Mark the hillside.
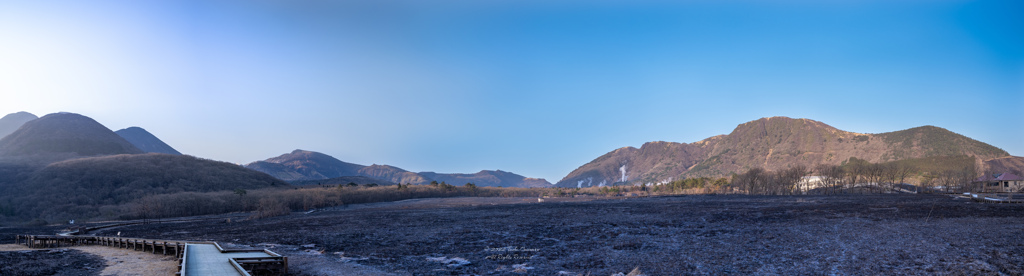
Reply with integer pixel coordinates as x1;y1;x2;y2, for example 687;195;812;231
115;127;182;155
984;156;1024;175
420;170;552;187
245;150;364;181
0;112;37;139
556;117;1012;187
0;113;142;158
246;150;548;187
358;164;433;185
290;176;398;186
1;153;288;221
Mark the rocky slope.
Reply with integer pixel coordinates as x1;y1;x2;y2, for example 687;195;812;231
557;117;1013;187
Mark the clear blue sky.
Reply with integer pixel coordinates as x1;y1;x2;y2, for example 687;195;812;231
1;0;1021;182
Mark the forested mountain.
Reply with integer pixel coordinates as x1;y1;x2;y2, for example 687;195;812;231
244;150;368;181
290;176;398;186
1;153;287;220
0;111;37;139
556;117;1014;187
0;112;288;222
0;112;142;158
420;170;552;187
246;150;551;187
115;127;182;155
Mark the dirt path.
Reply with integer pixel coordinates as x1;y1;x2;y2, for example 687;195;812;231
66;246;178;276
0;243;35;251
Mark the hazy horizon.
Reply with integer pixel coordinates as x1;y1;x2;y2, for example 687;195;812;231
2;0;1021;182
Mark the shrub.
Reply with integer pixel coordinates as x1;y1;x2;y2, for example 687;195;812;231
251;198;290;219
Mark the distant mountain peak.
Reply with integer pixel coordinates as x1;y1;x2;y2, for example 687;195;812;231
246;149;365;181
0;111;38;139
115;127;181;155
0;112;142;157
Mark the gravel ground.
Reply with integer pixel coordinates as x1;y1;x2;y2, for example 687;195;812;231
73;246;178;276
76;194;1024;275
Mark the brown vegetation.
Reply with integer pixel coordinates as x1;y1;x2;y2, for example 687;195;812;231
557;117;1012;187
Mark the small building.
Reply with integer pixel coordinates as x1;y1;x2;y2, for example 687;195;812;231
797;176;826;190
974;172;1024;193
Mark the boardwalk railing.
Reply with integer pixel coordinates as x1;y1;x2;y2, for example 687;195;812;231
14;235;286;276
14;235;187;258
964;192;1024;203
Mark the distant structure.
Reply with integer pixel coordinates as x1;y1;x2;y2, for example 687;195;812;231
974;172;1024;193
797;176;826;191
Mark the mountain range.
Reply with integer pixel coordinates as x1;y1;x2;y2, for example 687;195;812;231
0;112;286;221
244;149;553;187
1;110;1020;220
0;112;143;158
556;116;1017;187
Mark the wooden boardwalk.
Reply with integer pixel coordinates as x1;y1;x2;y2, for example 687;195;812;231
964;192;1024;203
182;242;287;276
14;235;286;276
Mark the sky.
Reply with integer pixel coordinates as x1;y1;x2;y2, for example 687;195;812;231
1;0;1021;182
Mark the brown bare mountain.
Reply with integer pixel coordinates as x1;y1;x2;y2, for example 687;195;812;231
246;150;550;187
556;117;1013;187
419;170;552;188
0;112;143;158
0;111;38;139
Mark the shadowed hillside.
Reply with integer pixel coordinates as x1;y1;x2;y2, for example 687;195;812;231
115;127;181;155
557;117;1012;187
1;153;287;221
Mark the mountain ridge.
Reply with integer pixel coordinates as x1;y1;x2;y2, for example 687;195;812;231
245;150;552;187
556;117;1012;187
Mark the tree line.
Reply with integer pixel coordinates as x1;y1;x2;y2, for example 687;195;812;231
729;157;980;195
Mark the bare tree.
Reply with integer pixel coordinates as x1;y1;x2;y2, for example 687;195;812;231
893;163;916;192
815;164;845;195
